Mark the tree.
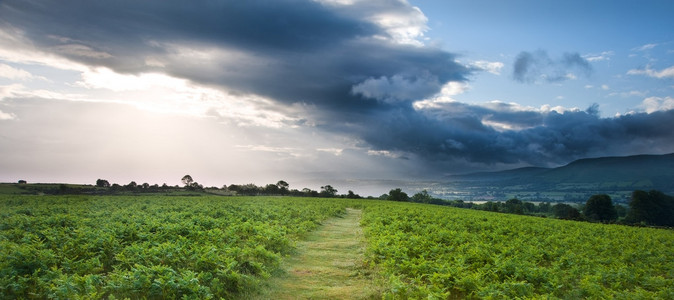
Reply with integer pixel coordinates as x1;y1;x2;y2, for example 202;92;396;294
181;175;194;187
504;198;524;214
538;202;552;214
552;203;581;220
264;184;280;195
190;182;203;190
627;190;674;226
301;188;318;197
411;190;433;203
346;190;361;199
482;201;500;212
615;204;627;218
230;183;259;195
276;180;289;195
584;194;617;223
95;179;110;188
126;181;137;191
320;185;337;197
387;188;409;202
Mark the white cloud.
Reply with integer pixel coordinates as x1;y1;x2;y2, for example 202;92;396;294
482;101;580;115
235;144;304;158
601;84;610;90
471;60;504;75
627;65;674;79
412;81;469;109
0;84;23;100
0;83;84;101
0;109;16;120
367;149;402;158
539;104;580;114
316;0;429;46
0;63;36;80
76;67;175;92
634;43;658;51
369;6;428;46
642;96;674;113
0;44;300;129
608;90;648;98
584;51;614;62
440;81;469;97
316;148;344;156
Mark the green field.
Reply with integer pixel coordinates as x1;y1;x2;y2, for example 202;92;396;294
362;202;673;299
1;195;673;299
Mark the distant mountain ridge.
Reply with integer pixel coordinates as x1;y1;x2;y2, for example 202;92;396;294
537;153;674;184
448;153;674;197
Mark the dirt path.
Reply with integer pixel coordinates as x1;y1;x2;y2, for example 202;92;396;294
254;208;379;299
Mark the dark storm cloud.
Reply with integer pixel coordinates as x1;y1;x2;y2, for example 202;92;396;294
2;0;372;54
0;0;468;110
2;0;672;170
326;102;674;168
513;50;592;83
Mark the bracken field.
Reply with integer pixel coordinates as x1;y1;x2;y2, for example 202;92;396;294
361;202;674;299
1;195;673;299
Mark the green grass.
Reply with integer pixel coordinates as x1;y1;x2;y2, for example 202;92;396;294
254;208;382;299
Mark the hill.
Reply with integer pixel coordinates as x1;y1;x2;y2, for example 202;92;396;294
442;153;674;202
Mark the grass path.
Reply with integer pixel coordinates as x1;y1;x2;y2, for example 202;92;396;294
254;208;380;299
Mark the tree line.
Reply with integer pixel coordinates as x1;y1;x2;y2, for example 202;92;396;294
381;187;673;227
93;175;366;199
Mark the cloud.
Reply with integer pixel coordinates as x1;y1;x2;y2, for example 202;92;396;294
235;145;304;158
0;63;37;80
584;51;613;62
627;65;674;79
317;0;429;46
367;149;406;159
330;98;674;168
471;60;504;75
316;148;344;156
1;0;673;176
608;90;648;98
51;44;112;59
634;43;658;51
642;96;674;113
513;50;592;83
351;73;442;103
0;109;15;120
1;0;471;111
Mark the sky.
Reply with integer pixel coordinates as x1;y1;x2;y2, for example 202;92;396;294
1;0;673;195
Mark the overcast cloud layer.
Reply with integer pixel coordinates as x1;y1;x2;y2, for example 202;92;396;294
1;0;674;187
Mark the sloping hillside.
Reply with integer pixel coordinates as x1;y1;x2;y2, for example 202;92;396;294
537;153;674;184
446;153;674;201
